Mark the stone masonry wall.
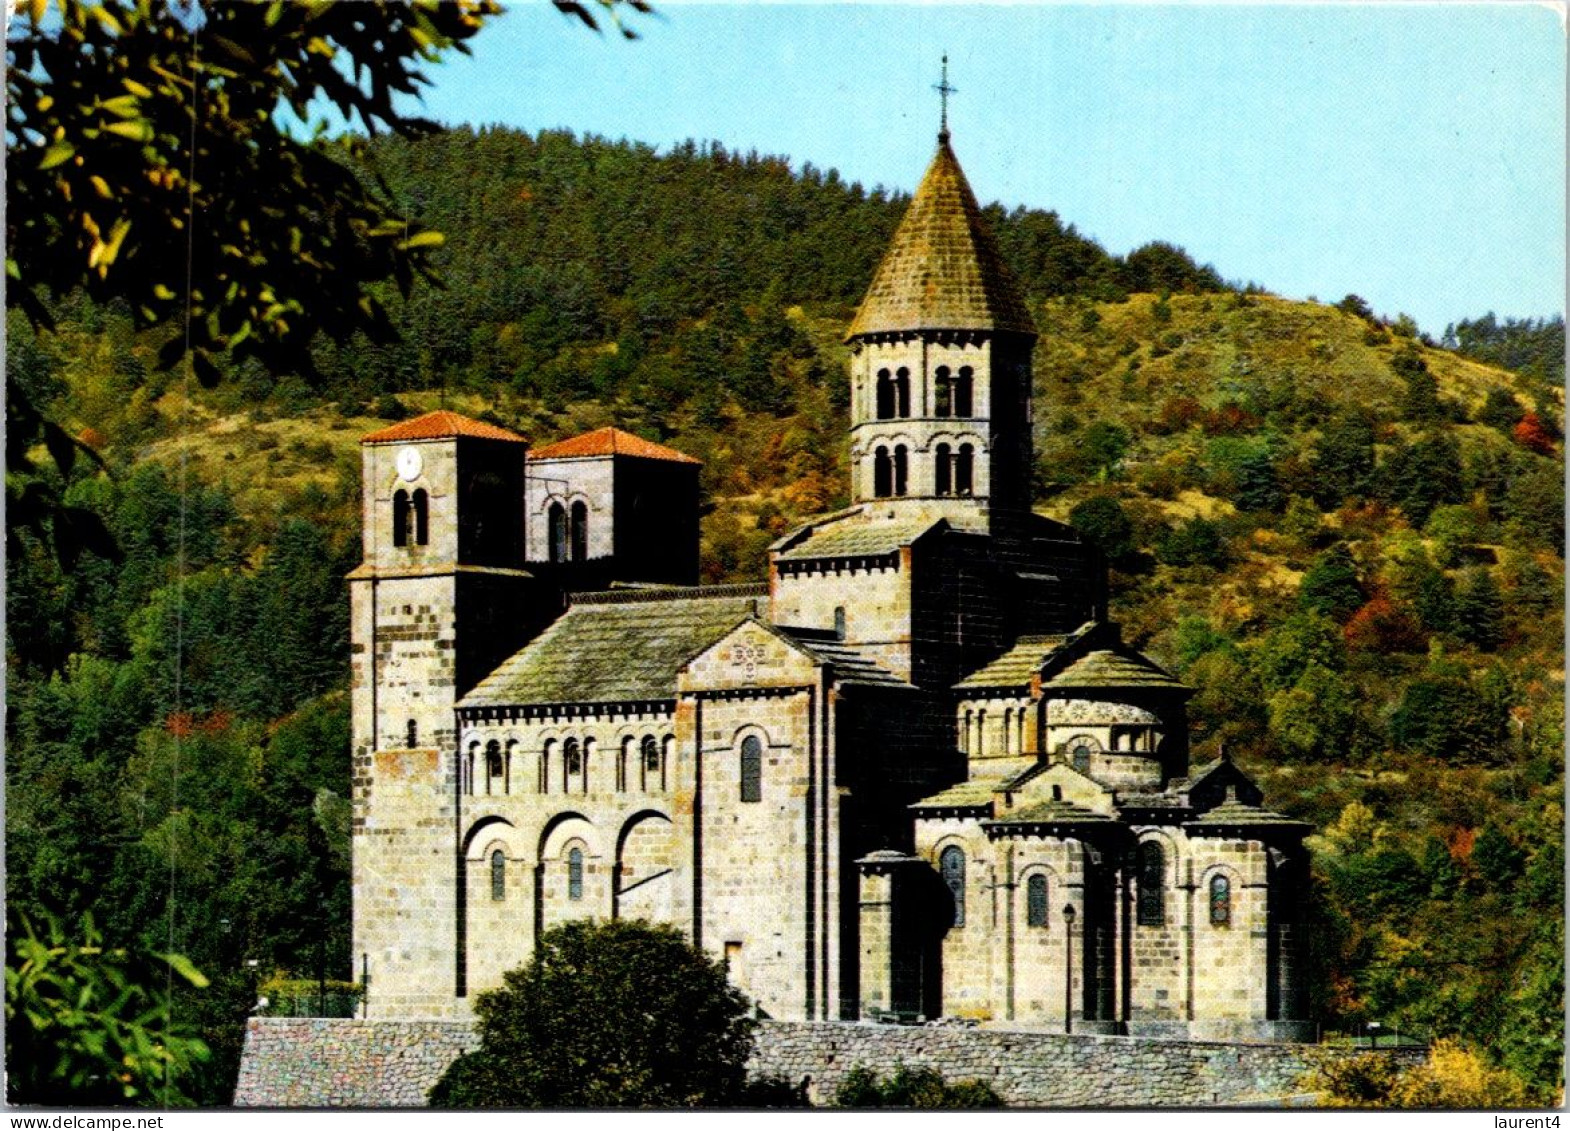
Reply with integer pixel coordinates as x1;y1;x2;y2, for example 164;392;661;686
235;1017;1423;1108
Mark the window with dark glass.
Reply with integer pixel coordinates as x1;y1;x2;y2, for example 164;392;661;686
491;850;506;901
1210;874;1231;926
935;443;952;495
567;847;583;901
894;367;911;418
740;735;763;802
1070;742;1093;775
1026;873;1048;928
893;445;908;496
1137;842;1165;926
570;501;588;563
548;503;568;563
940;846;966;927
393;490;410;547
834;606;847;640
564;737;582;780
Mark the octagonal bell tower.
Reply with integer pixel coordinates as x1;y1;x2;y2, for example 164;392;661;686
845;128;1037;527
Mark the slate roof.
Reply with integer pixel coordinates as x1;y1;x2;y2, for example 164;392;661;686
1042;649;1188;692
773;516;945;562
910;776;1011;811
846;138;1036;340
984;797;1119;828
361;410;526;445
528;426;700;465
955;634;1074;690
459;589;761;709
782;633;910;689
1184;799;1310;831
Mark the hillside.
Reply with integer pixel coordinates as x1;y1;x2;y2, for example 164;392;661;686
6;125;1563;1105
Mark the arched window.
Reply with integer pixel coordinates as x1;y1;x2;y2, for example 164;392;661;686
955;443;975;496
548;503;568;563
491;850;506;901
505;740;517;794
564;738;582;792
485;740;503;793
570;501;588;563
935;366;953;417
582;737;594;792
740;735;763;803
1210;874;1231;926
412;489;429;546
1137;842;1166;927
875;368;895;420
540;740;555;793
1026;873;1049;928
961;708;973;753
940;846;966;927
834;606;847;640
873;446;892;498
406;719;418;749
935;443;952;496
641;735;661;791
893;445;908;496
894;367;911;417
393;490;410;547
954;366;974;416
619;737;633;792
976;708;986;757
1070;739;1093;775
464;742;477;795
567;847;584;901
1002;708;1014;754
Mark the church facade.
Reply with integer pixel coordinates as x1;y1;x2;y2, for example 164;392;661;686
349;131;1312;1041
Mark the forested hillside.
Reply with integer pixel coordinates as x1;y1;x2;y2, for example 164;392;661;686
6;127;1563;1103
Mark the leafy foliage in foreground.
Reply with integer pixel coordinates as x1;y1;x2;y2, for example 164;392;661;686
834;1064;1003;1109
1305;1039;1537;1108
428;920;755;1108
6;910;211;1107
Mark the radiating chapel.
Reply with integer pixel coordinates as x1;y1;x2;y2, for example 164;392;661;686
349;126;1312;1040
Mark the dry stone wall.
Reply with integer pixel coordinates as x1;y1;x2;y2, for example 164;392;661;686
235;1017;1422;1108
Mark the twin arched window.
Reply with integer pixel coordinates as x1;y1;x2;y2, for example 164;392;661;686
940;846;966;928
740;735;763;803
934;443;975;497
392;489;429;547
1137;842;1166;927
875;368;911;420
1026;873;1049;928
872;445;909;498
548;501;589;564
934;366;974;418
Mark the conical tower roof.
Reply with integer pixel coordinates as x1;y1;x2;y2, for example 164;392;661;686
846;137;1036;341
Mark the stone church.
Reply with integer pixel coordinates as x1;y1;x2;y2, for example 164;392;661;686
349;127;1313;1042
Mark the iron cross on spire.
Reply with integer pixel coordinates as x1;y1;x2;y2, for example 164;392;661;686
934;54;957;142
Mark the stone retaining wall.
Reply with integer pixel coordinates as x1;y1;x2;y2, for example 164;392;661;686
234;1017;1424;1108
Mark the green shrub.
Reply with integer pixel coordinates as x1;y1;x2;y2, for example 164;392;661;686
833;1064;1002;1109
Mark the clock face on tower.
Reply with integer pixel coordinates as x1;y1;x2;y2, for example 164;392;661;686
396;446;423;482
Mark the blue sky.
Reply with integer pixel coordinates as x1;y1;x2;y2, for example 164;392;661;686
399;2;1565;335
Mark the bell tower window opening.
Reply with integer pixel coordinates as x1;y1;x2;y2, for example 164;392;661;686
935;443;952;496
548;503;568;563
570;501;588;563
641;735;662;791
412;489;429;546
873;446;892;498
393;490;410;547
1026;873;1048;928
1210;873;1231;926
740;735;763;803
564;738;582;792
875;369;895;420
935;366;953;417
1137;841;1166;927
893;445;909;496
895;367;911;417
567;847;584;902
954;366;974;416
485;740;503;794
955;444;975;496
940;846;966;927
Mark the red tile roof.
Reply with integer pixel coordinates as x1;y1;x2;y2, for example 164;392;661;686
360;410;527;445
527;426;701;465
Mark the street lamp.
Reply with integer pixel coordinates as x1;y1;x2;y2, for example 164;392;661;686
1063;903;1077;1035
